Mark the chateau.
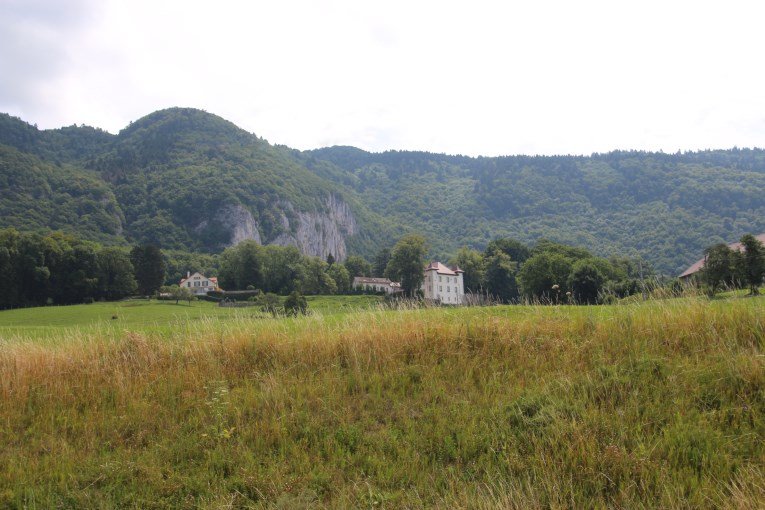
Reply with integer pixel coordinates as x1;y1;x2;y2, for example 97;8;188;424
422;262;464;304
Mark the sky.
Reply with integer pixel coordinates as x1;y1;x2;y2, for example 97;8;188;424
1;0;764;156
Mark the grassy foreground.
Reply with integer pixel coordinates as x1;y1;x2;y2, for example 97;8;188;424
0;298;763;508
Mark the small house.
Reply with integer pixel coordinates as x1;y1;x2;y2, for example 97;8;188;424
179;272;219;295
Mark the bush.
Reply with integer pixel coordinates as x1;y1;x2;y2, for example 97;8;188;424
284;291;308;316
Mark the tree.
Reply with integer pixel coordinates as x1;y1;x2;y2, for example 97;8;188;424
343;255;372;278
518;252;573;303
483;252;518;303
484;238;531;264
260;245;304;294
738;234;765;295
452;247;485;293
170;285;196;305
568;259;606;304
328;264;351;294
326;253;335;267
284;291;308;316
385;234;428;297
373;247;392;278
253;292;282;316
299;257;337;295
130;244;166;296
219;240;263;290
702;243;734;296
95;247;137;300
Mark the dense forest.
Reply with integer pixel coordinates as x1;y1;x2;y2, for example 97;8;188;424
1;108;764;275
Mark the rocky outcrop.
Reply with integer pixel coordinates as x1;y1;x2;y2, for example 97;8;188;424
215;204;262;245
210;195;357;260
272;195;357;261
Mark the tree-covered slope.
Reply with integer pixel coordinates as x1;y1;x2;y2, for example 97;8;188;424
0;144;124;241
302;147;765;274
0;109;394;258
1;108;764;274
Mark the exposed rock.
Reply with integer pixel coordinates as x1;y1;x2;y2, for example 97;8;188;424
271;194;357;261
216;204;262;245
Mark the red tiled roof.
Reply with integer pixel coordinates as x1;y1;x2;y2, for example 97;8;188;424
679;233;765;278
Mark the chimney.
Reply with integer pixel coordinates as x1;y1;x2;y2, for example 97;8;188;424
187;271;190;278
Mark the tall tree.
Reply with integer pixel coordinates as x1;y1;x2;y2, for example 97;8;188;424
328;264;351;294
452;247;485;293
483;252;518;303
130;244;166;296
484;238;531;264
385;234;428;296
96;247;137;300
343;255;372;278
373;247;392;278
299;257;337;295
219;240;263;290
326;253;335;267
518;252;573;303
738;234;765;295
702;243;734;296
568;259;606;304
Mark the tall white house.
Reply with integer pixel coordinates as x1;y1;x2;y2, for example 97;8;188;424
422;262;464;304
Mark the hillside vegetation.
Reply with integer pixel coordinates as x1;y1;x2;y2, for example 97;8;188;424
2;108;765;273
302;147;765;274
1;297;763;508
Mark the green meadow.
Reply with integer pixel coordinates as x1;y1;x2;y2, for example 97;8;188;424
0;295;763;508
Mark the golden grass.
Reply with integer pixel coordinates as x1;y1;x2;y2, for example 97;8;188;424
0;297;763;508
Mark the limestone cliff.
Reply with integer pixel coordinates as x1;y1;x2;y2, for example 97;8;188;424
215;195;357;260
271;194;357;261
215;204;262;245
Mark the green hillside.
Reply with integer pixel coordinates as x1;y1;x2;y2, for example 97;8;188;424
1;108;764;274
302;147;765;274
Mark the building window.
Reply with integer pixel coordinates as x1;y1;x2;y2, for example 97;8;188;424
439;276;442;282
187;282;191;288
447;286;450;292
439;286;442;292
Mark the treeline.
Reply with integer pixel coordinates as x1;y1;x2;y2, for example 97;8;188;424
452;238;650;304
0;229;166;309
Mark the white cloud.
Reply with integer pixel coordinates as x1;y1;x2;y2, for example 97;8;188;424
1;0;764;155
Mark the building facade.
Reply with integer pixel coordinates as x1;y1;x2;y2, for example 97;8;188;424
352;277;403;294
179;272;219;295
422;262;464;304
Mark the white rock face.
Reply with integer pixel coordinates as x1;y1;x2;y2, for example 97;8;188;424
271;194;357;261
213;195;356;261
216;204;262;245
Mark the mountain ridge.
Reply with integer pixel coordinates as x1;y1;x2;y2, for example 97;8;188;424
1;107;764;274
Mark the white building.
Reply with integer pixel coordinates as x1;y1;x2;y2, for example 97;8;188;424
422;262;464;305
352;277;403;294
179;272;220;295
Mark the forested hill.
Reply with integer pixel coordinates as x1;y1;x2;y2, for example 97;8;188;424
1;108;764;275
300;146;765;275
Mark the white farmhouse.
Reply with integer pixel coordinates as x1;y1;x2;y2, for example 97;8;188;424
179;271;220;295
352;277;403;294
422;262;464;304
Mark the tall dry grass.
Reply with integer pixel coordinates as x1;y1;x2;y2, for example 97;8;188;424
0;297;763;508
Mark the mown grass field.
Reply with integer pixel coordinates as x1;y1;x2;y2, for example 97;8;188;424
0;296;763;508
0;295;385;341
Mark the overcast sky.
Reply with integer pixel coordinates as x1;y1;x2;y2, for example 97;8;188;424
1;0;764;156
